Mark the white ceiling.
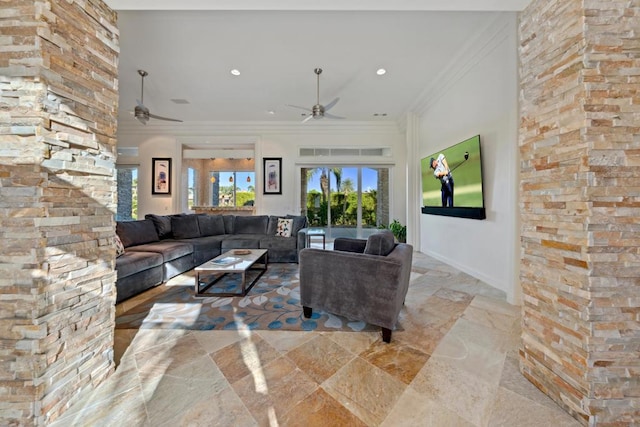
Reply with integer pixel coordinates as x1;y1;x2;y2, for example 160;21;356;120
108;1;528;125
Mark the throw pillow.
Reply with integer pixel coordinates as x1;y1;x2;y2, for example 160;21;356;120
364;230;396;256
276;218;293;237
116;219;159;248
114;234;125;257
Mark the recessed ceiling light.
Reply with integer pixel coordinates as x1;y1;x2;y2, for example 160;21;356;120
230;69;241;76
376;68;387;76
267;110;276;115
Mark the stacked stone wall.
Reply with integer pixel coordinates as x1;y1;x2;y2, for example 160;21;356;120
0;1;119;425
519;0;640;425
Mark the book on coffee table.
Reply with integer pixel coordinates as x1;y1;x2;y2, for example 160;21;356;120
211;256;241;266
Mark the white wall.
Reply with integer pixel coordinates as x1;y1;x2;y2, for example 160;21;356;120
417;15;521;303
136;135;181;216
117;123;407;223
257;131;406;221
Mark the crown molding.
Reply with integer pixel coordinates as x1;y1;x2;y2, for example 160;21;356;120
406;12;515;116
105;0;531;12
116;120;403;137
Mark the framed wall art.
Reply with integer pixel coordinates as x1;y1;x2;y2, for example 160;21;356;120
263;157;282;195
152;157;171;195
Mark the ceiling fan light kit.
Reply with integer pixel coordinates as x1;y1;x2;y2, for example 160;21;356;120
287;67;345;122
134;69;183;125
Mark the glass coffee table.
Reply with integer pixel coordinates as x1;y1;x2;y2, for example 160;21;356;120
194;249;268;297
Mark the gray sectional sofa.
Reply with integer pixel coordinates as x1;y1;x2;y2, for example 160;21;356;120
115;213;308;303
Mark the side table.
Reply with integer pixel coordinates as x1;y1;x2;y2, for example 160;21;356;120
306;228;326;249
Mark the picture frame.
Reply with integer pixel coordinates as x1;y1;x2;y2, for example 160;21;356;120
263;157;282;195
152;157;171;195
421;135;485;220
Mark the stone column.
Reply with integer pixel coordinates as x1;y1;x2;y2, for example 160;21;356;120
519;0;640;425
0;1;119;425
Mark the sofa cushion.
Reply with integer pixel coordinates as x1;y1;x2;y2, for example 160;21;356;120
260;236;296;251
286;215;307;236
234;215;268;234
223;215;235;234
115;250;163;279
116;220;159;248
180;235;225;252
221;235;262;250
197;214;225;236
127;241;193;262
364;230;396;256
276;218;293;237
171;215;201;239
267;216;279;235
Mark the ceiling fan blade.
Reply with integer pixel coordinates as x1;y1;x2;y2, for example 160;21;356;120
148;112;183;123
136;115;148;125
324;97;340;111
286;104;312;112
301;114;315;123
324;112;346;120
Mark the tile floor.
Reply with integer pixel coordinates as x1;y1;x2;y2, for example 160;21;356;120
50;251;582;427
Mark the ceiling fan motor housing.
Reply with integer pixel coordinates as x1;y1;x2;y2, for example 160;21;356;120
312;104;324;118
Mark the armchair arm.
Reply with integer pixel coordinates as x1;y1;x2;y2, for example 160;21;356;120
297;227;308;251
299;245;413;330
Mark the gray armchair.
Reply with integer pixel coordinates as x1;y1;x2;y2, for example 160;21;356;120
299;230;413;343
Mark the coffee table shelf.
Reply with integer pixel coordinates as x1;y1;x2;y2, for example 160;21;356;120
194;249;268;297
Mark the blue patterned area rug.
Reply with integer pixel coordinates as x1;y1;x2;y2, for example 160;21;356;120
116;263;379;333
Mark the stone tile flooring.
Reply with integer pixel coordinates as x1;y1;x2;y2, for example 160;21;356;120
49;252;582;427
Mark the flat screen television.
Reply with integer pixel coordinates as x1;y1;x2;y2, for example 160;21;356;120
421;134;486;220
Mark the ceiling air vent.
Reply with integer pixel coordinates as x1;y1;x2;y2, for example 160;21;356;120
299;147;390;157
117;147;138;157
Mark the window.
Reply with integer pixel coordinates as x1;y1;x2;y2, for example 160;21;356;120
116;166;138;220
211;171;255;207
301;166;389;239
187;167;197;210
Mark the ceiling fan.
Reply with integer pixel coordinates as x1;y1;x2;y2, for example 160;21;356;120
133;69;183;125
287;68;345;123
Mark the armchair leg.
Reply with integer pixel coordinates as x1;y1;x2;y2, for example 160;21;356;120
303;306;313;318
381;327;392;343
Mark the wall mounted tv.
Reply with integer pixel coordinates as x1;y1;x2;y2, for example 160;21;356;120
421;134;486;220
